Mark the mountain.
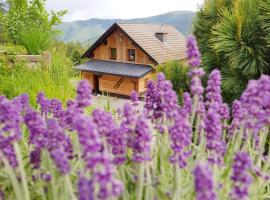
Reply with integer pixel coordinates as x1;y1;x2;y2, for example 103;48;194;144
56;11;195;45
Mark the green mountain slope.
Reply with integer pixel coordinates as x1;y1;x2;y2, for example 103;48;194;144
56;11;195;45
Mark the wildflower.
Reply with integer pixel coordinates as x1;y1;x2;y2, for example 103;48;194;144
204;103;226;165
29;149;41;169
194;163;216;200
239;75;270;134
132;114;152;162
186;35;202;68
228;100;244;135
72;114;102;169
92;109;116;138
144;73;179;130
77;176;94;200
182;92;192;116
108;127;127;165
50;149;70;175
12;93;29;111
76;80;92;108
130;90;139;106
46;119;73;159
24;108;47;149
37;92;50;115
205;70;222;106
50;98;64;118
169;112;192;168
230;152;252;200
0;98;23;168
41;173;52;182
73;114;123;199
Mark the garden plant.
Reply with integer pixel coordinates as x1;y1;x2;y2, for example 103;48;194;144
0;36;270;200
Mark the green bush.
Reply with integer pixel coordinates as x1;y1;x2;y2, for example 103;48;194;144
0;43;27;55
157;60;190;102
3;0;66;54
19;26;53;54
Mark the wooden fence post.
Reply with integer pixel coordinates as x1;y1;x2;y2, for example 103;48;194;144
42;51;51;69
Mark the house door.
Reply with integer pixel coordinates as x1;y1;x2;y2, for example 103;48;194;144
93;75;99;93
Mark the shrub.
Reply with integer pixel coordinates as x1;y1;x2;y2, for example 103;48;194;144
157;60;190;102
19;25;53;54
0;43;27;55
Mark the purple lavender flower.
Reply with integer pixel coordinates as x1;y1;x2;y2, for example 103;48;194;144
0;98;23;168
132;114;152;162
12;93;29;111
24;108;47;149
41;173;52;182
239;75;270;135
0;98;22;138
108;127;127;165
50;98;64;118
50;149;70;175
73;114;123;199
144;73;179;130
194;163;216;200
0;135;18;167
205;70;222;106
130;90;139;106
76;80;92;108
92;109;116;138
46;119;73;159
72;114;102;169
29;149;41;169
37;92;50;115
169;112;192;168
230;152;252;200
229;100;244;135
78;176;94;200
190;77;204;97
120;103;137;148
186;35;202;68
182;92;192;115
204;103;226;165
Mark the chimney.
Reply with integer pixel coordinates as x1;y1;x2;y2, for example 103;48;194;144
156;24;168;44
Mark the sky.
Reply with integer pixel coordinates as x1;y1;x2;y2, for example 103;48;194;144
46;0;204;22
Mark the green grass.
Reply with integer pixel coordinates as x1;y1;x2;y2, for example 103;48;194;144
0;49;77;106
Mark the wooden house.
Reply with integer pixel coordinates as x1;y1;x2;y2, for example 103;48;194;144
76;23;187;97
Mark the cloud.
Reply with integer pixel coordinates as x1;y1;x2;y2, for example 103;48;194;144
46;0;203;21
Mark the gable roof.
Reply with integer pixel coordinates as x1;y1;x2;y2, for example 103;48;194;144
82;23;187;64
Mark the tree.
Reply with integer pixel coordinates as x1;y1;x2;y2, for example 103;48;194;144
193;0;270;103
3;0;66;53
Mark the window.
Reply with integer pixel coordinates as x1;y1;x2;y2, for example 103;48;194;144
110;48;117;60
127;49;135;61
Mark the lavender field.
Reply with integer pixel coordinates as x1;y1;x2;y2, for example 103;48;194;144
0;36;270;200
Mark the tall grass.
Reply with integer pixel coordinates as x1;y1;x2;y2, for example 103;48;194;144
19;26;53;55
0;50;77;106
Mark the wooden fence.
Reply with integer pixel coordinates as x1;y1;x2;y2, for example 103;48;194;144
0;51;51;69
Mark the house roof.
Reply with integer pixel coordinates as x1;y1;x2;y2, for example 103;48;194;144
82;23;187;64
76;60;153;78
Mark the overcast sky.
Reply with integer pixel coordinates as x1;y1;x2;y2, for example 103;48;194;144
46;0;204;22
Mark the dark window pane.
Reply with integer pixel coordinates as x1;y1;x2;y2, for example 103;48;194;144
111;48;117;60
128;49;135;61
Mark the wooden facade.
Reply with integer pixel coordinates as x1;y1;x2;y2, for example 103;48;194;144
92;27;156;66
81;70;155;96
